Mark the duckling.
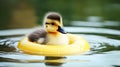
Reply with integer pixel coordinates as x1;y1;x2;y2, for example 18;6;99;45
28;12;69;45
44;12;69;45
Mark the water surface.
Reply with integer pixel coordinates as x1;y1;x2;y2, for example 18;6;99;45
0;21;120;67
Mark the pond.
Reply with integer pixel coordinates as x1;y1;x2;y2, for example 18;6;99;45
0;20;120;67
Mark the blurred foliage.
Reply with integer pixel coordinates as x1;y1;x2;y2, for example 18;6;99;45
0;0;120;29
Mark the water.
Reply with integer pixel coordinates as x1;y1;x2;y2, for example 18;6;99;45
0;21;120;67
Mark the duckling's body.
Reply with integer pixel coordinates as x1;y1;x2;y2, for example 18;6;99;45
46;32;69;45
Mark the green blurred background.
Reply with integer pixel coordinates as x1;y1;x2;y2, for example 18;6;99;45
0;0;120;29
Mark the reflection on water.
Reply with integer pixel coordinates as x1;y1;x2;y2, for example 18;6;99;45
44;57;66;66
0;21;120;67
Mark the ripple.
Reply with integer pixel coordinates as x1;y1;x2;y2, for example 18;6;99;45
82;34;120;53
65;27;120;35
71;21;120;27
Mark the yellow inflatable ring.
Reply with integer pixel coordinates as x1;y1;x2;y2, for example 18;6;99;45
18;34;90;56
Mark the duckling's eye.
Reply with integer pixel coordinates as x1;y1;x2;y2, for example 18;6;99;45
51;23;55;25
46;23;50;25
45;22;55;25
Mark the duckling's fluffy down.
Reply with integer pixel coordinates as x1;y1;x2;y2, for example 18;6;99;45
28;28;47;44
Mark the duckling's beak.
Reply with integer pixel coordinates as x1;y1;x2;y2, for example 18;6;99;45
57;26;66;34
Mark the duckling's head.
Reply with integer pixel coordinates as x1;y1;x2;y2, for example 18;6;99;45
43;12;66;34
